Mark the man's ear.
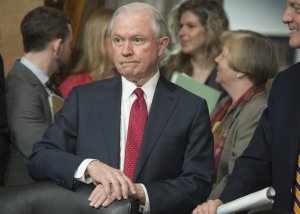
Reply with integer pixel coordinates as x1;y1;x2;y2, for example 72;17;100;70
51;38;63;55
158;36;169;57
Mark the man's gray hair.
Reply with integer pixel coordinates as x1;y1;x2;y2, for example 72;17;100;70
107;2;168;39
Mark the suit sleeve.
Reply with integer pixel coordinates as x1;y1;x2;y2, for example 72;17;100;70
6;74;51;157
0;54;9;163
28;88;84;189
145;99;214;214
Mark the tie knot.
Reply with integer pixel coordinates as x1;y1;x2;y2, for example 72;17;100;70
45;80;62;97
134;88;144;98
45;81;55;90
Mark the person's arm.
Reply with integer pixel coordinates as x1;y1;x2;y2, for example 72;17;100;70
74;158;95;183
27;87;93;189
0;54;10;181
0;54;9;154
6;77;50;157
28;87;135;198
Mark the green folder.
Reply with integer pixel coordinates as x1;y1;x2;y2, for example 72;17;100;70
171;71;221;114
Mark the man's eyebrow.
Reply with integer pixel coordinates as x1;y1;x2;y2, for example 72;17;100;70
112;34;146;39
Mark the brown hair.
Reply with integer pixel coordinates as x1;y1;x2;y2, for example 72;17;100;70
21;6;70;53
163;0;228;78
222;30;278;85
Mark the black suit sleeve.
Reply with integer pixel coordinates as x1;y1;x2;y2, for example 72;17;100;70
0;54;10;178
0;54;10;155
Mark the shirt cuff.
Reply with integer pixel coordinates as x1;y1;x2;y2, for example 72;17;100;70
74;158;95;184
139;184;150;214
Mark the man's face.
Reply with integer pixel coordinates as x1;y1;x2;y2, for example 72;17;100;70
111;11;168;86
282;0;300;48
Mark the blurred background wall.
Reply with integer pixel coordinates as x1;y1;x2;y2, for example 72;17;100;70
0;0;293;76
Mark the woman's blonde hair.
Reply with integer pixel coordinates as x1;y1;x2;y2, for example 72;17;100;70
73;7;114;80
222;30;278;85
163;0;228;79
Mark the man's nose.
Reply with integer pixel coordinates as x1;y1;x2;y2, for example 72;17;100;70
282;8;292;24
122;41;134;56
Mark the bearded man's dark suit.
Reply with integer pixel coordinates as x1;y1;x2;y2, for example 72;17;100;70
220;62;300;212
28;75;214;214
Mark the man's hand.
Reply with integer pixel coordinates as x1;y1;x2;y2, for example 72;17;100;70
89;184;117;208
88;183;146;208
130;183;146;204
192;199;223;214
86;160;136;201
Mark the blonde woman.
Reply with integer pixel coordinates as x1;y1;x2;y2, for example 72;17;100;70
59;8;117;98
162;0;228;97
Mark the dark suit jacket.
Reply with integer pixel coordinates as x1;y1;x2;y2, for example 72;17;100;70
5;60;52;185
28;75;214;214
0;54;10;186
0;54;9;153
220;62;300;212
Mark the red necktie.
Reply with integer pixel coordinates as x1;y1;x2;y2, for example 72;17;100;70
123;88;148;180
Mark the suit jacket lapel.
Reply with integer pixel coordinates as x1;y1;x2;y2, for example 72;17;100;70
96;77;122;168
134;77;179;180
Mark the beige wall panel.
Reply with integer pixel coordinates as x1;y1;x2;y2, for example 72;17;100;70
0;0;43;75
64;0;86;49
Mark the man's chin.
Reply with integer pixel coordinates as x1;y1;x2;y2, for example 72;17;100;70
119;69;137;78
289;38;300;49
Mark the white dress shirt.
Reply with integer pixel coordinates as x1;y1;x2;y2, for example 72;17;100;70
74;71;160;213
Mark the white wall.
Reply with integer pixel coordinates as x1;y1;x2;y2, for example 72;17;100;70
224;0;300;63
224;0;287;36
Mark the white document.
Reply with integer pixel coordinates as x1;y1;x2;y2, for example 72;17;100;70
217;187;275;214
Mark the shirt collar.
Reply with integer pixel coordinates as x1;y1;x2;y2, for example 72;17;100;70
20;57;49;85
121;71;160;100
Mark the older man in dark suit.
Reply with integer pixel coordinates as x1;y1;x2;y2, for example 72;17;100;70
28;2;214;214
